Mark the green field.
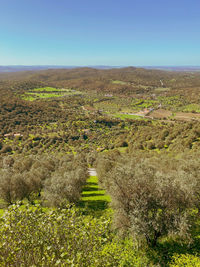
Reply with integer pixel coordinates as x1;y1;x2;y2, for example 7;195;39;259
32;87;65;92
182;104;200;112
22;92;63;101
113;113;147;120
131;98;158;110
22;87;83;101
111;80;129;85
154;87;171;92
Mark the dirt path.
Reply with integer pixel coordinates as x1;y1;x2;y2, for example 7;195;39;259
88;168;97;176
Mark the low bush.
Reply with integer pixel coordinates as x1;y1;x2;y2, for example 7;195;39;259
0;204;148;266
170;254;200;266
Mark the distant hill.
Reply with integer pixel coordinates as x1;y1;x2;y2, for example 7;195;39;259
144;66;200;72
1;65;200;74
0;66;200;98
0;65;122;73
0;66;78;73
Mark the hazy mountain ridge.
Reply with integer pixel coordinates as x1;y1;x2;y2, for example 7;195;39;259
1;65;200;73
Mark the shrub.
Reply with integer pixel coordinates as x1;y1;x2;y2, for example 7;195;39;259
2;156;14;168
0;204;111;266
1;145;12;154
147;141;156;150
170;254;200;266
0;204;150;266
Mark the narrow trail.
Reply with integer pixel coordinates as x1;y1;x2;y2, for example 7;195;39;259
79;168;111;214
88;168;97;176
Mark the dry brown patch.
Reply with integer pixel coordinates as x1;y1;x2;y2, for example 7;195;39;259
149;109;172;119
174;112;200;121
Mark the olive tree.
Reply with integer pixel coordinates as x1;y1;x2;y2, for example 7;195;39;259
0;171;30;205
97;153;199;246
43;155;88;207
0;154;87;205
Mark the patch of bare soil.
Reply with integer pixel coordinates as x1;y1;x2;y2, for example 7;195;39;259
149;109;172;119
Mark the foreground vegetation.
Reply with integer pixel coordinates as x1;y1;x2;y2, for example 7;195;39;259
0;204;150;266
0;152;200;266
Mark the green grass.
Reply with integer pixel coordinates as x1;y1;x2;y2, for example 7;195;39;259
0;209;4;216
113;113;148;120
32;87;81;93
80;176;111;214
32;87;64;92
116;147;128;153
131;99;158;110
154;87;171;92
21;87;83;101
182;104;200;113
27;92;63;98
157;96;185;111
22;95;36;101
81;176;111;202
138;85;149;89
22;93;60;101
111;80;129;85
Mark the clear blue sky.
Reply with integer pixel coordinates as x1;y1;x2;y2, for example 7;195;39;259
0;0;200;66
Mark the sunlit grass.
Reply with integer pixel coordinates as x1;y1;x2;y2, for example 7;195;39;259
113;113;148;120
32;87;64;92
111;80;129;85
27;92;63;98
0;209;4;216
154;87;171;92
21;88;83;101
80;175;111;214
182;104;200;113
82;176;111;202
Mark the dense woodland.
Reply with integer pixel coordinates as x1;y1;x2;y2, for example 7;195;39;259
0;67;200;266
